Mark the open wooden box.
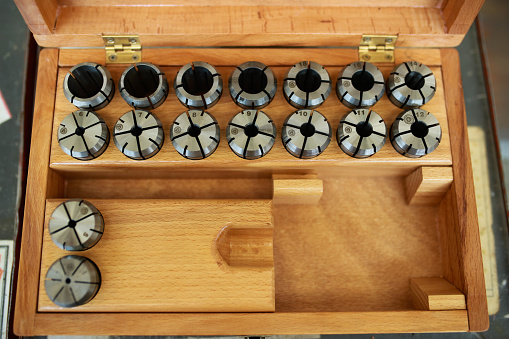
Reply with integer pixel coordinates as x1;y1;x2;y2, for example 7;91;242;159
13;0;488;335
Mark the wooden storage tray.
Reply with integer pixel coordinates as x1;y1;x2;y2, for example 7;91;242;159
14;46;488;335
13;0;489;335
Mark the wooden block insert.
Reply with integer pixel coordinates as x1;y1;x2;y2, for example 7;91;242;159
39;199;275;312
273;174;323;204
405;167;453;205
410;277;466;310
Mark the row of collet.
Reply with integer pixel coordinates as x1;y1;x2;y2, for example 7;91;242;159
60;60;440;160
44;199;103;308
64;60;436;111
59;107;441;160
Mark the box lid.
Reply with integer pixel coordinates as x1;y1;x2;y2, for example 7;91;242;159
15;0;484;48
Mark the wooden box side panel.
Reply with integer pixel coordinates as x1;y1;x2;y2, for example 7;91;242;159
13;48;59;335
30;311;469;335
438;49;488;332
15;0;484;47
58;0;444;5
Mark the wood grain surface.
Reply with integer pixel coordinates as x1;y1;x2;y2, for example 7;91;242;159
13;46;487;335
438;49;489;332
14;0;483;46
39;199;274;312
50;49;451;175
410;277;466;311
59;48;444;68
273;176;323;204
273;175;443;312
405;167;453;205
57;0;444;7
13;2;476;48
13;48;59;335
13;0;57;34
31;310;469;335
443;0;485;34
217;227;274;267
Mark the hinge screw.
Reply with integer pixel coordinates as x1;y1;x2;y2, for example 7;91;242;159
385;54;392;60
362;54;371;61
132;55;139;61
129;38;137;44
109;54;117;62
107;38;114;44
386;38;393;43
363;37;371;42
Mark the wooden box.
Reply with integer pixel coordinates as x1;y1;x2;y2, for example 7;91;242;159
13;0;488;335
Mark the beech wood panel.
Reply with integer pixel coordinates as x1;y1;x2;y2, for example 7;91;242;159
58;48;444;68
14;0;57;34
57;0;444;7
31;311;469;335
39;199;275;312
273;175;443;312
438;49;488;332
27;6;464;48
65;177;275;199
50;49;451;175
442;0;485;34
217;227;274;267
35;33;467;49
272;177;323;204
53;6;447;36
13;49;59;335
15;1;482;47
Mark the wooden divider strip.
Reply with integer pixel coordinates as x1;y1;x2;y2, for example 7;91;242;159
31;310;469;335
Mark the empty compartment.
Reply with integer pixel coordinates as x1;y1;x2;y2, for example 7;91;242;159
273;174;445;312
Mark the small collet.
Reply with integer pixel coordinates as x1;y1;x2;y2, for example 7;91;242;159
174;61;223;109
282;109;331;159
119;62;169;109
386;61;436;108
63;62;115;110
283;61;331;109
229;61;277;109
336;61;385;109
390;108;442;158
113;110;164;160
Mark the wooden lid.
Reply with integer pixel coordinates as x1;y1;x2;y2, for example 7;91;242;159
15;0;484;48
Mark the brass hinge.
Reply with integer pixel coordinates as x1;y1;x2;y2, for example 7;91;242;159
102;35;142;64
359;34;397;63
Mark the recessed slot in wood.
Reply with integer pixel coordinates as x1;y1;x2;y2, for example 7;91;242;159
217;226;273;267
